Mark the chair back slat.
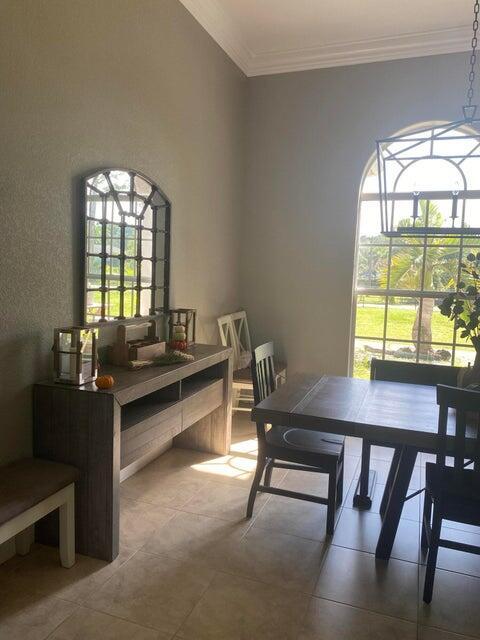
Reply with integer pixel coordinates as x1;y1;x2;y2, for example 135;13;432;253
370;358;460;386
217;311;252;371
251;342;276;405
436;384;480;483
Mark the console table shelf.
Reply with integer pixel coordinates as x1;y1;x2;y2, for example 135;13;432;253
33;344;232;561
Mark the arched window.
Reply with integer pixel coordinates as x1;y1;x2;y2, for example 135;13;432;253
351;123;480;377
83;169;170;324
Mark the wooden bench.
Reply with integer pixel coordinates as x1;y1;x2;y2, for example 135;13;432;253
0;458;79;568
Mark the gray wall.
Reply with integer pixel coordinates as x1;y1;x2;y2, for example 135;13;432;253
241;53;468;376
0;0;246;464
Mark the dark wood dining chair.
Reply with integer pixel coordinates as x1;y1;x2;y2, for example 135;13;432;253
355;359;460;511
246;342;345;535
421;384;480;603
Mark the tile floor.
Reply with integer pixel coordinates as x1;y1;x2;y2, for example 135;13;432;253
1;412;480;639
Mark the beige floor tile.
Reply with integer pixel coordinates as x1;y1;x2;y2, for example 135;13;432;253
315;545;418;621
419;566;480;638
1;544;136;605
279;455;359;501
83;550;214;635
187;451;287;488
345;480;421;521
120;466;209;508
333;507;420;563
48;607;168;639
353;457;421;490
251;494;334;541
298;596;417;640
181;480;268;521
120;497;176;550
142;510;250;566
419;626;477;639
0;590;77;640
221;525;326;593
344;436;362;456
178;571;309;640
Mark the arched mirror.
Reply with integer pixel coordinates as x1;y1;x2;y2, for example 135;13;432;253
83;169;170;324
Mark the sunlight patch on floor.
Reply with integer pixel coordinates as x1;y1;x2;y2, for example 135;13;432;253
190;450;257;479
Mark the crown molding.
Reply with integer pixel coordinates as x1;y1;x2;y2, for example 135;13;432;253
179;1;471;77
249;26;472;76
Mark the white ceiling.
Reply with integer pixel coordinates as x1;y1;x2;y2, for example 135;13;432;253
179;0;474;76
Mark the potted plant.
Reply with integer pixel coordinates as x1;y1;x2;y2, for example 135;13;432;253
439;252;480;386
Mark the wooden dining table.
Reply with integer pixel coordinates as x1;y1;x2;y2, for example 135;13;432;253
251;373;478;560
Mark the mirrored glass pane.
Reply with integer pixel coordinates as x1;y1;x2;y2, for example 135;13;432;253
354;295;385;338
105;290;120;319
105;198;122;223
109;170;131;191
105;224;121;255
140;289;152;316
134;175;152;196
87;220;102;254
141;259;152;287
124;259;137;287
86;191;103;219
123;289;137;317
143;207;153;229
125;226;137;257
142;230;153;258
88;173;109;193
86;291;103;322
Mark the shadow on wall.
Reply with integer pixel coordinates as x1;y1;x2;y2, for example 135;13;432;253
0;331;49;464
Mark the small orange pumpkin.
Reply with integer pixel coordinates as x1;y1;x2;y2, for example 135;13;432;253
95;374;115;389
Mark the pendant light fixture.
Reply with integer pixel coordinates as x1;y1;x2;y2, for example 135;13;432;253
376;1;480;237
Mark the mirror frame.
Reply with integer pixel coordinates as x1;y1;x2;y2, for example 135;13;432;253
82;168;171;326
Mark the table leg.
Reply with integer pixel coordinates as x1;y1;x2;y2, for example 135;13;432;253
375;446;417;560
379;447;401;518
353;440;376;509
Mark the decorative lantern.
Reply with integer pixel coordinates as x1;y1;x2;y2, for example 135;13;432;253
53;327;98;385
167;308;196;351
376;1;480;237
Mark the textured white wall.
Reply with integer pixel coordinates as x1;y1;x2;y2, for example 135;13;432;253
241;53;468;376
0;0;246;463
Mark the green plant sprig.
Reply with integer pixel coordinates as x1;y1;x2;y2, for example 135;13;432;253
438;252;480;342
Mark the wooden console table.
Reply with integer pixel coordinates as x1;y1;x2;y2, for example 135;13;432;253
33;344;232;561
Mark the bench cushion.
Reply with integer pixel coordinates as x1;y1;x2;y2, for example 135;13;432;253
0;458;79;526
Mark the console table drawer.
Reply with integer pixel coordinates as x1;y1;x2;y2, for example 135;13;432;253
182;379;223;430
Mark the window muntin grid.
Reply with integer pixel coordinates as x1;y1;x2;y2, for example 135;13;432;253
83;169;170;324
351;126;480;378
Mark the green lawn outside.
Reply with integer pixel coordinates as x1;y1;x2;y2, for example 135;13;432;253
355;304;454;343
353;303;474;378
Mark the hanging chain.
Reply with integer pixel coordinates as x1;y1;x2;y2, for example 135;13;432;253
464;0;480;118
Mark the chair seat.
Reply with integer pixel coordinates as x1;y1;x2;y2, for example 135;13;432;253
266;426;344;457
425;462;480;525
0;458;79;526
234;360;287;385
